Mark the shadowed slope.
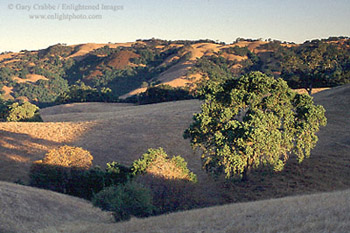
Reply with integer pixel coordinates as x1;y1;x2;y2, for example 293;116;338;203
0;122;94;182
0;181;113;233
41;189;350;233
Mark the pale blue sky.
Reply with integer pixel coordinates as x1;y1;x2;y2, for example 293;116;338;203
1;0;349;52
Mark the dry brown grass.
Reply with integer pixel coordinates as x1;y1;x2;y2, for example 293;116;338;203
12;74;48;83
40;189;350;233
119;41;303;98
67;43;110;59
67;42;137;60
0;121;94;182
0;84;349;232
106;50;140;69
293;87;330;95
0;181;113;233
0;52;15;62
1;85;14;100
1;85;349;194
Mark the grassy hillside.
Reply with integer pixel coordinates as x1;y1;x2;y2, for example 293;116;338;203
0;121;94;182
40;189;350;233
0;85;349;195
0;181;113;233
0;84;349;232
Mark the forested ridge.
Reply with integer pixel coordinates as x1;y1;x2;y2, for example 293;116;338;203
0;37;349;107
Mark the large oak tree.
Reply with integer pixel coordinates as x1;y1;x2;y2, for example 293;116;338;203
184;72;327;180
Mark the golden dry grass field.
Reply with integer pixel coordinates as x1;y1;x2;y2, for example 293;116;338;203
0;181;113;233
0;85;349;232
40;189;350;233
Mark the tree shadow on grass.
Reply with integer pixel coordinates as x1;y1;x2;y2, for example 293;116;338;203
0;130;64;183
134;173;225;215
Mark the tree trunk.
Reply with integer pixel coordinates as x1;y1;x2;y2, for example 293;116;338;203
242;167;250;181
242;158;253;181
306;83;313;95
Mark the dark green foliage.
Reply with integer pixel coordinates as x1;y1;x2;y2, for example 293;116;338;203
136;174;201;215
18;68;29;79
281;39;350;92
258;40;283;51
38;44;74;58
192;38;350;91
191;55;233;81
184;71;327;180
29;160;133;200
222;46;251;56
0;100;42;122
105;161;134;186
56;81;115;104
91;46;120;56
0;67;16;84
13;77;69;106
92;182;155;221
136;85;194;104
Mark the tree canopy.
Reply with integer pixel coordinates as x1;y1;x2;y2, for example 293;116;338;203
0;100;42;122
184;71;327;180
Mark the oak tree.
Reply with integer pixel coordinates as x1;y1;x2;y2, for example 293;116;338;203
184;71;327;180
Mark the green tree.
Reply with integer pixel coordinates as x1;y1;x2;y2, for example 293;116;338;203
92;182;155;221
281;40;344;94
1;101;42;122
137;85;193;104
184;71;327;180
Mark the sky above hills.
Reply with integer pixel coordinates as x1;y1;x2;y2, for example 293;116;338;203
0;0;349;52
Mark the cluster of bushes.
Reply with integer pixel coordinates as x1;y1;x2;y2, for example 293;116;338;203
132;148;200;214
13;77;69;107
0;100;42;122
55;82;116;104
29;146;197;221
133;84;194;105
38;43;74;58
30;146;131;200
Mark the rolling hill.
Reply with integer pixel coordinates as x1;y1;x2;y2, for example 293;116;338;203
0;83;349;231
1;37;349;106
40;188;350;233
0;83;348;189
0;181;113;233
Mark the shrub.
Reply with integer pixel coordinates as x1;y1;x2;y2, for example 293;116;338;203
29;163;70;193
30;147;133;200
92;182;155;221
30;146;93;196
0;101;42;122
38;145;93;169
132;148;198;214
132;147;197;183
104;161;133;186
137;85;193;105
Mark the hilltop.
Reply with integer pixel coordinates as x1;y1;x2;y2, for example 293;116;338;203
0;37;349;106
